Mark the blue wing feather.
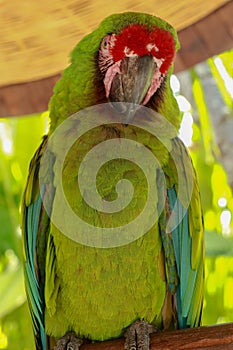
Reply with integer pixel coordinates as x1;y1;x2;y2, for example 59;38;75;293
23;187;47;350
162;137;204;329
22;137;50;350
168;187;196;328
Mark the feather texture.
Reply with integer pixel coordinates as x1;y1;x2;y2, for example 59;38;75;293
22;137;48;350
163;138;204;328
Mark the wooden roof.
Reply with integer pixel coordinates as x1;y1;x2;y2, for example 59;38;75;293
0;0;232;117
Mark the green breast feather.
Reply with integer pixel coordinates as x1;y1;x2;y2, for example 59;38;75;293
44;124;170;340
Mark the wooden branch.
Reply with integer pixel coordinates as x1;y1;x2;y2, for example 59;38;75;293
80;323;233;349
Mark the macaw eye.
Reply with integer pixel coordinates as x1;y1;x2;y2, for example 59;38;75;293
99;34;116;74
100;34;115;54
103;41;108;49
101;35;113;53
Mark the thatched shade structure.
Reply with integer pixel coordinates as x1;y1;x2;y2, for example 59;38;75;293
0;0;232;117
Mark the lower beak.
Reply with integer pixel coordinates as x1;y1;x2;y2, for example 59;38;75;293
109;55;155;123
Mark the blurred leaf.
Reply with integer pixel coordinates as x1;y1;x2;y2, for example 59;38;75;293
211;163;232;209
208;55;233;109
203;256;233;325
219;50;233;77
0;113;48;349
0;263;25;319
205;231;233;257
0;114;48;257
191;68;217;164
0;324;8;349
0;151;21;256
12;113;48;185
2;303;35;350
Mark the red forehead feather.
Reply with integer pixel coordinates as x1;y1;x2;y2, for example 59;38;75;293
111;24;176;74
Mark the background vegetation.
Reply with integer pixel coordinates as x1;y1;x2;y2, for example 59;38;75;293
0;50;233;349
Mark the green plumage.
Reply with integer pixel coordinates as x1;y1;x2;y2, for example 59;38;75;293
44;125;170;340
22;12;204;350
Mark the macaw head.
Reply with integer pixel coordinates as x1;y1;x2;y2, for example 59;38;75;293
98;23;176;109
49;12;180;129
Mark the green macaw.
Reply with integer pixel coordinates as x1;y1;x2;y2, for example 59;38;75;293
22;12;204;350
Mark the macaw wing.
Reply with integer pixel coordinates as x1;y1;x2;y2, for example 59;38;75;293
22;136;55;350
159;137;204;329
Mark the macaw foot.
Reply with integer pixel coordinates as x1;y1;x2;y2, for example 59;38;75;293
54;332;83;350
124;320;157;350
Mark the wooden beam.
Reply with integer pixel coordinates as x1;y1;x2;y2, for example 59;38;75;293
78;323;233;349
175;26;207;71
175;0;233;71
0;75;60;117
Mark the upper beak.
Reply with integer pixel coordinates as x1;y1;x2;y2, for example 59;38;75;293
109;55;155;123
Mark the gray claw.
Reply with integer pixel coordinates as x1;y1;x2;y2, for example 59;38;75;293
54;332;83;350
124;320;156;350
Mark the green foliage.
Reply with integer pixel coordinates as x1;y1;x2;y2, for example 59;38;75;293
177;49;233;325
208;51;233;109
0;113;48;349
1;303;35;350
203;256;233;325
